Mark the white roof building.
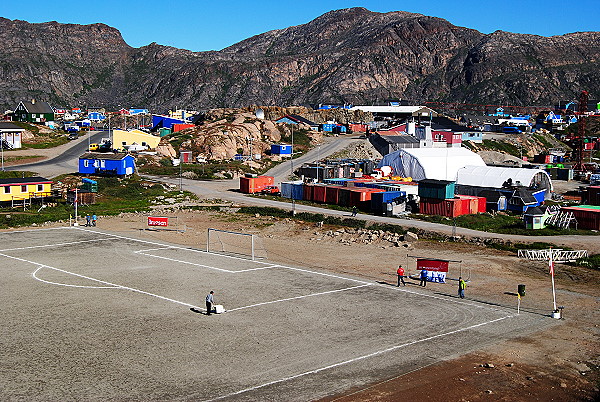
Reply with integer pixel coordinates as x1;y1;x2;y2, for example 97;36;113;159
456;165;553;193
350;105;438;117
378;148;486;181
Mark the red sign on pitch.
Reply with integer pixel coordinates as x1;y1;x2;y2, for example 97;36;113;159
148;216;169;227
417;259;449;272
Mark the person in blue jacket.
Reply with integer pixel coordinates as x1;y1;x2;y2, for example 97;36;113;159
420;269;428;287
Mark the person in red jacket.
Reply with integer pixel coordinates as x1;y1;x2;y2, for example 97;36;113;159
397;265;406;287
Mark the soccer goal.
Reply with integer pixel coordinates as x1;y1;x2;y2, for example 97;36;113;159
206;228;267;260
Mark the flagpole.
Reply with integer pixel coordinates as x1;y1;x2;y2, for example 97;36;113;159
517;294;521;315
550;248;557;312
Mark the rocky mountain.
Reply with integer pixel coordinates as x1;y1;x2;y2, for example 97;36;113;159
1;8;598;112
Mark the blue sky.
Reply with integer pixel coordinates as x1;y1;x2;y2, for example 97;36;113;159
3;0;599;52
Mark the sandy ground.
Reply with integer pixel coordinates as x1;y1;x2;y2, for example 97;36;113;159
40;207;598;401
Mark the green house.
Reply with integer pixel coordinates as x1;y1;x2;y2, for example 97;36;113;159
13;100;55;123
523;206;549;230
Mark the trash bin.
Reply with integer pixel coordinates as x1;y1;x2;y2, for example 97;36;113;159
518;284;526;297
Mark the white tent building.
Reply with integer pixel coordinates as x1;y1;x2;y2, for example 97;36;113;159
378;148;486;181
456;165;553;198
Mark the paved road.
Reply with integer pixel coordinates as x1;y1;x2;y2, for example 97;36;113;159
6;131;108;177
267;135;361;183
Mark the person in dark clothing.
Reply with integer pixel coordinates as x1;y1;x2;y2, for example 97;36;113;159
351;206;357;217
397;265;406;286
420;269;428;287
85;215;91;227
205;291;214;315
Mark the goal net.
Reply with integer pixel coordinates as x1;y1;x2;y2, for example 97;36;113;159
206;228;268;260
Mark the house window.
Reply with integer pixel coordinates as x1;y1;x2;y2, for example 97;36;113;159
100;160;105;168
21;185;27;193
141;142;147;147
37;184;43;192
122;142;127;146
84;160;89;167
3;186;10;194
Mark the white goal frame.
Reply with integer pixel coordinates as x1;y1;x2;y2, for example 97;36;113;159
206;228;260;260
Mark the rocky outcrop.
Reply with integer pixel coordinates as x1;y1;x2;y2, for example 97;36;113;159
1;8;598;111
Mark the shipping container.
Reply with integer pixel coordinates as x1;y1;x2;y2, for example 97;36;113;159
455;195;486;214
303;183;315;202
585;186;600;206
371;191;406;214
418;180;456;200
281;181;304;200
239;176;274;194
312;184;327;203
338;188;352;207
348;188;385;209
325;186;343;205
271;144;292;155
323;178;352;185
557;168;574;181
419;197;470;218
560;205;600;230
172;123;195;133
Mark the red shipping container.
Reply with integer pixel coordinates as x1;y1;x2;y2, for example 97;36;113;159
303;183;315;201
325;186;343;204
560;206;600;230
419;197;469;218
172;123;195;133
456;195;486;214
239;176;274;193
312;185;327;203
349;188;385;208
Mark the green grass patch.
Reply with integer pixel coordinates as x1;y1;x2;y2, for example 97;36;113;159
0;171;39;179
138;161;255;179
482;139;521;157
569;254;600;270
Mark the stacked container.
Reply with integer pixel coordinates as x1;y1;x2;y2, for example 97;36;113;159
455;195;486;214
371;191;407;214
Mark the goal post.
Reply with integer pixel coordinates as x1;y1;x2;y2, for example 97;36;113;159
206;228;267;261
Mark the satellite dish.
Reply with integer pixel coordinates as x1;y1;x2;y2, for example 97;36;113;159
255;108;265;119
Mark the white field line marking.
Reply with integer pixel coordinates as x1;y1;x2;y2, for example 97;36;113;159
135;247;175;253
33;266;116;289
227;284;372;312
207;315;514;402
135;251;282;274
0;252;204;311
0;226;71;234
282;265;371;285
0;237;115;252
73;227;274;265
135;251;235;273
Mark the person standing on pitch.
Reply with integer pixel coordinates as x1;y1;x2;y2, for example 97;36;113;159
85;214;91;227
351;206;358;217
205;291;215;315
458;277;466;298
91;214;97;227
397;265;406;286
420;268;428;287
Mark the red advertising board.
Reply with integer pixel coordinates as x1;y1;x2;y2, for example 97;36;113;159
148;216;169;227
417;259;449;272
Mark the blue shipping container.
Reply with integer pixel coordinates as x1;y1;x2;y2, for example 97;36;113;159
370;191;406;213
271;144;292;155
281;181;304;200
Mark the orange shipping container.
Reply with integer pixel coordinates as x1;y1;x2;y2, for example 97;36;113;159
172;123;195;133
419;197;470;218
239;176;274;193
456;195;486;214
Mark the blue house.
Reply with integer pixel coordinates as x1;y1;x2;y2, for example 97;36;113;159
271;144;292;156
79;153;136;176
87;112;106;121
152;115;185;130
275;115;319;130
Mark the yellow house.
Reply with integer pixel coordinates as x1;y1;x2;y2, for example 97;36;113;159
112;129;161;151
0;177;53;204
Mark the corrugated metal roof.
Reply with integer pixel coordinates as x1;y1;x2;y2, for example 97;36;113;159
0;176;52;185
79;152;130;160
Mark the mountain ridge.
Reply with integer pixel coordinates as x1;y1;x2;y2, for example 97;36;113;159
0;8;598;111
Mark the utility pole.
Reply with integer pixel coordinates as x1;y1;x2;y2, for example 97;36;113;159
291;126;295;214
1;134;4;171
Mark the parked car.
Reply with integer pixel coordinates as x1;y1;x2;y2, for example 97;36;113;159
67;133;79;140
88;143;99;151
502;126;523;134
261;185;280;195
